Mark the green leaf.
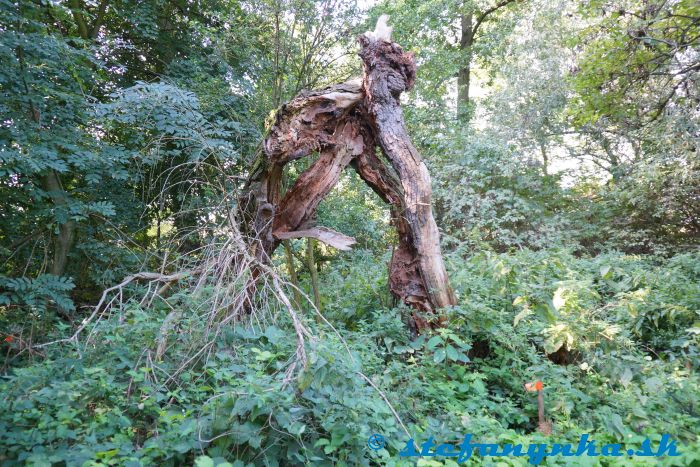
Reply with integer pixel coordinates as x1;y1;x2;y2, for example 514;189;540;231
297;369;314;392
426;335;442;350
433;348;446;363
446;345;460;362
195;456;215;467
619;367;633;388
512;296;527;306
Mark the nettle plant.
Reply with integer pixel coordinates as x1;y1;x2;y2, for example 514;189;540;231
424;328;472;364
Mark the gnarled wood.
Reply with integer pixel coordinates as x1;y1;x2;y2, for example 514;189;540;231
239;18;455;331
351;145;434;329
264;80;363;164
358;34;456;314
273;120;365;236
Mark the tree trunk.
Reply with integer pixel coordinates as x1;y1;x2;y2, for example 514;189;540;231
458;12;473;119
358;34;456;326
540;142;549;176
283;240;302;309
43;170;76;277
68;0;90;40
238;21;456;331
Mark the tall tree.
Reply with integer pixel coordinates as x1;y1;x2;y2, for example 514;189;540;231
372;0;523;120
457;0;521;119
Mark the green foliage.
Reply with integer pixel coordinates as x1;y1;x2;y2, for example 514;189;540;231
0;303;400;465
1;0;699;465
423;328;471;364
422;128;569;251
565;155;700;254
0;274;75;313
317;170;392;252
371;0;523;113
315;249;394;328
571;0;700;126
5;249;699;464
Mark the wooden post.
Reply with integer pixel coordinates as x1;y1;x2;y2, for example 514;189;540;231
526;380;552;434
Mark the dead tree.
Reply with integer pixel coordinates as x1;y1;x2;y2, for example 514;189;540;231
239;17;456;332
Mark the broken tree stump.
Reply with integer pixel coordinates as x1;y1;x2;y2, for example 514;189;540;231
239;16;456;331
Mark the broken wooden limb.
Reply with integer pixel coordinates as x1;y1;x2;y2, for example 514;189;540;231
358;28;456;316
239;16;456;330
351;145;434;329
241;81;367;265
274;227;356;251
273;120;365;237
263;80;364;164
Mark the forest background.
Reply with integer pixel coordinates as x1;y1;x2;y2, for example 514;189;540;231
1;0;699;465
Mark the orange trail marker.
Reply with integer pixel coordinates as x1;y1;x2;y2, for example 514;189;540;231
524;380;543;392
525;380;551;435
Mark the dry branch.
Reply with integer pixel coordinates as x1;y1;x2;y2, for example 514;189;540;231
274;227;356;251
34;271;192;349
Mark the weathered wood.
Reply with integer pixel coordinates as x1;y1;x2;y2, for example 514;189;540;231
241;81;365;264
274;227;356;251
358;33;456;314
239;18;455;330
351;145;433;329
264;80;363;163
273;120;365;236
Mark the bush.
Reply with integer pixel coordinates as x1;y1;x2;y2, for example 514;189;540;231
2;249;699;465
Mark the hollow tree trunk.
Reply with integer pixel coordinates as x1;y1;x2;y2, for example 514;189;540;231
239;19;455;331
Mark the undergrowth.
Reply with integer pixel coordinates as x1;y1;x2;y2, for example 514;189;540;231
1;249;699;466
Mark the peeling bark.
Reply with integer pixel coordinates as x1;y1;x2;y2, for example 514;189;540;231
240;23;456;330
358;35;457;315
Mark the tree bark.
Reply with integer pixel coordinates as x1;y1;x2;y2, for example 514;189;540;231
358;35;457;318
458;0;520;120
539;141;549;176
68;0;89;40
239;24;456;331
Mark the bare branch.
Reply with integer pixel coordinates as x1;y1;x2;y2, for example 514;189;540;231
472;0;520;38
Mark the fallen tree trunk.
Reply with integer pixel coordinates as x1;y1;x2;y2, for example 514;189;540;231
240;17;456;331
